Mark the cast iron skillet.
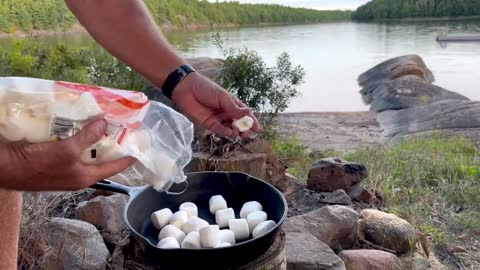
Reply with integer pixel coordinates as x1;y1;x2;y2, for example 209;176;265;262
91;171;288;269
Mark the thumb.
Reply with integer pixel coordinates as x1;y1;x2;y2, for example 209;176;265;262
65;118;107;151
220;93;250;119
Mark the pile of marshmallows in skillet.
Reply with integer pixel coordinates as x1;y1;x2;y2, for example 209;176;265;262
151;195;277;249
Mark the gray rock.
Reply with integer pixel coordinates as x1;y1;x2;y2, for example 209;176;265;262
284;205;359;251
347;184;383;204
357;209;417;254
358;55;434;88
286;232;346;270
75;194;128;236
398;252;432;270
42;218;109;270
377;99;480;139
364;77;468;112
321;189;352;205
285;188;327;216
307;158;367;192
339;249;402;270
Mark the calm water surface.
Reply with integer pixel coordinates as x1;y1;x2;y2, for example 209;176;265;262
3;21;480;112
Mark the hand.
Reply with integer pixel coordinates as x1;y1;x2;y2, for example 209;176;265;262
0;119;136;191
172;72;260;138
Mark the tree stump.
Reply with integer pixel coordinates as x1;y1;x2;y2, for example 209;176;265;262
188;151;267;180
111;230;287;270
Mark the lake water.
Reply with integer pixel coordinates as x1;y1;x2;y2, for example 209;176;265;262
4;20;480;112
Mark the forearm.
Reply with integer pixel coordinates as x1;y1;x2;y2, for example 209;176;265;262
65;0;184;87
0;190;22;270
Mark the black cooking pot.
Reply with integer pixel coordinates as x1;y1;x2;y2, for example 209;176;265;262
91;171;288;269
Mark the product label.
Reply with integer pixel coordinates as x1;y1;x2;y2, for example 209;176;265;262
105;120;128;144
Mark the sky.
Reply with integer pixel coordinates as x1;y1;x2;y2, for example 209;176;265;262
210;0;370;10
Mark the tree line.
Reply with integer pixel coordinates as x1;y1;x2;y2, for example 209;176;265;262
353;0;480;20
0;0;351;34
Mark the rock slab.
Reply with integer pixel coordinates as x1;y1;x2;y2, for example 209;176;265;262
339;249;401;270
307;158;367;192
286;232;346;270
42;218;109;270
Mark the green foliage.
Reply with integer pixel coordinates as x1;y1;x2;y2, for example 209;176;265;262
0;0;352;34
0;39;149;90
345;136;480;240
353;0;480;20
214;34;305;119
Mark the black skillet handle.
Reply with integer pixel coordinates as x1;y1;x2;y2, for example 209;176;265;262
90;179;135;195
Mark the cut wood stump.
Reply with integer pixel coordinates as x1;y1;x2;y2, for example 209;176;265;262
188;151;267;180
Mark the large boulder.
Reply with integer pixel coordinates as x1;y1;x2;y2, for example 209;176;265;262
75;194;128;236
338;249;402;270
41;218;110;270
283;205;359;251
358;55;434;88
357;209;417;254
377;99;480;139
286;232;346;270
307;158;367;192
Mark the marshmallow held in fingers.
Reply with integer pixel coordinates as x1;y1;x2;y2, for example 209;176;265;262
151;208;173;230
169;210;189;229
218;229;236;245
240;201;263;219
179;202;198;218
181;232;201;249
252;220;276;238
215;242;232;248
215;208;235;228
247;211;268;232
182;217;209;234
233;116;254;132
157;237;180;249
228;219;249;241
199;225;220;248
209;195;227;214
159;225;186;244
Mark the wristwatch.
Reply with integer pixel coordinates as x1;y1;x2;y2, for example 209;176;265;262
162;64;196;100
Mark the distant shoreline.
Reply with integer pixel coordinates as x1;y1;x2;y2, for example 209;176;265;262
357;15;480;23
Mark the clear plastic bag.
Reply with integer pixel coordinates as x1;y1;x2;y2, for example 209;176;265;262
0;77;194;192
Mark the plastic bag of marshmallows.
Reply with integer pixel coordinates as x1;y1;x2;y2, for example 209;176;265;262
0;77;194;192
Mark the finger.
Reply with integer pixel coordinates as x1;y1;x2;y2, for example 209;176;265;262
203;115;236;138
220;92;250;119
63;118;107;154
86;156;137;183
233;98;261;132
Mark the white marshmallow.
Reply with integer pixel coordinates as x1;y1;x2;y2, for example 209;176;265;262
74;92;102;118
218;229;236;245
199;225;220;248
145;152;178;192
228;219;250;241
233;116;254;132
215;242;231;248
240;201;263;219
181;232;201;249
252;220;276;238
157;237;180;249
169;210;189;229
179;202;198;218
151;208;173;230
182;217;209;234
215;208;235;228
209;195;227;214
158;224;186;244
247;211;268;232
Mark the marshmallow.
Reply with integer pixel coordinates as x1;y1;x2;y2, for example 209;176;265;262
179;202;198;218
215;242;231;248
233;116;254;132
215;208;235;228
159;224;186;244
228;219;250;241
151;208;173;230
182;217;209;234
246;211;267;232
218;229;236;245
209;195;227;214
181;232;201;249
252;220;276;238
240;201;263;219
75;92;102;118
169;210;189;229
157;237;180;249
199;225;220;248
